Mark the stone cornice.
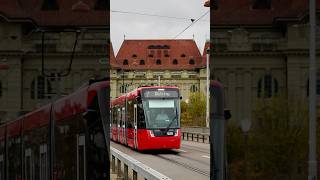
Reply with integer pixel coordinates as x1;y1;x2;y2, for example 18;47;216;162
0;51;107;57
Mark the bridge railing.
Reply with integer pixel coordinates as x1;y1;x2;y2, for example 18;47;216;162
181;127;210;143
181;131;210;143
110;147;172;180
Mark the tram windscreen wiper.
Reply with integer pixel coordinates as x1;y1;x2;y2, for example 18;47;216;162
164;108;178;134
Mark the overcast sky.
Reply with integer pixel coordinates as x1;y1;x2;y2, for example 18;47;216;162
111;0;210;55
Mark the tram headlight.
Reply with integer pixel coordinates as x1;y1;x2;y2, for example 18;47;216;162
149;130;155;137
174;129;179;136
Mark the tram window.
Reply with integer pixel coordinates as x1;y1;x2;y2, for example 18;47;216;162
25;148;33;180
0;154;3;180
137;103;146;128
8;136;22;180
39;144;47;180
77;135;86;180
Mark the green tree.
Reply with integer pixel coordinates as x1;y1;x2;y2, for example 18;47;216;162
226;95;309;180
188;92;206;127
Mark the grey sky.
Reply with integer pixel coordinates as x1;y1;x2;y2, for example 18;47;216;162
111;0;210;55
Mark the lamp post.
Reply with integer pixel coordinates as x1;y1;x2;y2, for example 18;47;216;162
241;119;251;180
206;48;210;128
308;0;317;179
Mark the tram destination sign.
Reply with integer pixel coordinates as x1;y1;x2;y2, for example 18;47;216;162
143;89;178;98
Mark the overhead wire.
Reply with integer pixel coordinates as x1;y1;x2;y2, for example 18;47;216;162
173;10;209;39
111;9;209;22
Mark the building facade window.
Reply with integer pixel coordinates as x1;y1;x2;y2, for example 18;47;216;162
156;59;161;65
189;59;195;65
257;74;278;98
252;0;271;9
306;77;320;96
31;76;52;99
190;84;198;92
120;85;127;93
181;54;186;58
123;59;128;65
173;59;178;65
139;60;145;65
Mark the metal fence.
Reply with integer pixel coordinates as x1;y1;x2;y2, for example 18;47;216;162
110;147;172;180
181;127;210;143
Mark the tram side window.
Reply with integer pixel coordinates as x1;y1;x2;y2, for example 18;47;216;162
127;101;134;128
85;112;108;179
137;103;146;128
8;136;22;180
39;144;48;180
0;139;4;180
25;148;34;180
122;107;125;126
112;108;117;124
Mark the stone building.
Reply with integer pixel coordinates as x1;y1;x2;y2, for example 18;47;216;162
211;0;320;124
0;0;108;123
110;39;209;101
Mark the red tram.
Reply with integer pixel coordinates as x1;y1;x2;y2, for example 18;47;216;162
0;79;109;180
111;86;181;150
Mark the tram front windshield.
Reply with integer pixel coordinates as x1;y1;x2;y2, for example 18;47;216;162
142;89;180;129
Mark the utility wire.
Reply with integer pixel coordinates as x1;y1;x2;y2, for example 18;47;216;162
111;9;209;22
174;10;209;39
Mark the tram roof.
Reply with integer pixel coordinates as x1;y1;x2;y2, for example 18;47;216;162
0;80;109;137
112;86;179;105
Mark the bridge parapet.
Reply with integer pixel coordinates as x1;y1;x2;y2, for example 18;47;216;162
110;147;172;180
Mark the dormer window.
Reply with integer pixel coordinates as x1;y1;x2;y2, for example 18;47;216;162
173;59;178;65
123;59;128;65
189;59;195;65
94;0;108;10
252;0;271;9
212;0;218;10
132;54;137;58
140;60;145;65
156;59;161;65
41;0;59;10
181;54;186;58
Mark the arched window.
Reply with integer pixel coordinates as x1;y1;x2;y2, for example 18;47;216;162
31;76;52;99
190;84;198;92
181;54;186;58
257;74;278;98
140;60;145;65
189;59;195;65
156;59;161;65
306;77;320;96
0;81;2;98
120;85;127;93
173;59;178;65
132;54;137;58
123;59;128;65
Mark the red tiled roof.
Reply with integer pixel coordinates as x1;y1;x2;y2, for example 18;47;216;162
109;42;119;68
0;0;108;27
202;41;211;66
211;0;317;26
204;0;210;7
114;39;203;70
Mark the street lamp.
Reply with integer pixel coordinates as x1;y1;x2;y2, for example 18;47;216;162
241;119;251;180
206;47;210;128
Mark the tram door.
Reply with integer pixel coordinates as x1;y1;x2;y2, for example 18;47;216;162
117;108;121;142
121;107;125;144
133;104;138;149
0;154;3;180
